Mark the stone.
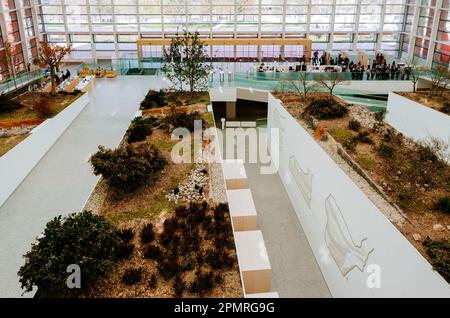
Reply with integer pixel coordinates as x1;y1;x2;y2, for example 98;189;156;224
433;224;444;231
412;233;421;241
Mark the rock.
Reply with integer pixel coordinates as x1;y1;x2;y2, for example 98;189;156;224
412;233;421;241
433;224;444;231
396;170;401;175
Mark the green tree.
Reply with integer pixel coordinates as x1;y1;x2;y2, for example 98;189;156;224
18;211;122;297
162;29;212;92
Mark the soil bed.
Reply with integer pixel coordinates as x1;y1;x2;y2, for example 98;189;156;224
274;91;450;265
85;92;243;297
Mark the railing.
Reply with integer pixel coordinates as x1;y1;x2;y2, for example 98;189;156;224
0;70;44;94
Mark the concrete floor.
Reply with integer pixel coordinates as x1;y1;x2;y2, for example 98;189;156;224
245;162;330;297
220;127;331;297
0;76;167;297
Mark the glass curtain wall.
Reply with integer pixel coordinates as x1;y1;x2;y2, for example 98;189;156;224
1;0;43;82
39;0;411;61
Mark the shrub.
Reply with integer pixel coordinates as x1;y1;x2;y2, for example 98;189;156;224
149;273;157;289
434;196;450;214
441;102;450;115
173;275;185;297
422;237;450;283
378;143;394;158
89;143;166;190
143;244;161;260
0;93;22;113
383;128;403;144
214;203;228;221
342;138;357;152
18;211;121;297
127;116;159;143
354;131;373;144
34;95;53;116
205;249;234;270
162;108;204;133
115;242;134;260
122;267;142;285
348;119;361;131
140;223;155;244
117;228;134;242
302;97;348;119
189;270;215;296
158;259;180;280
140;89;167;109
374;109;386;122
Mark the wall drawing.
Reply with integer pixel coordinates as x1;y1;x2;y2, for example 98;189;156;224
324;195;374;276
272;106;286;151
288;156;313;208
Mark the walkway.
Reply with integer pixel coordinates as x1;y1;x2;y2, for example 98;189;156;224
219;127;331;297
0;76;166;297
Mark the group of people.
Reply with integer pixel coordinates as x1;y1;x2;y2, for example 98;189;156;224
349;60;411;81
52;69;71;84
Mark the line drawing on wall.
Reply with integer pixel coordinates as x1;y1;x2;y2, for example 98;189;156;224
272;106;287;151
288;156;313;209
324;195;374;277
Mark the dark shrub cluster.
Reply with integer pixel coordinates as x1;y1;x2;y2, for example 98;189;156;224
143;244;161;260
127;116;159;143
441;102;450;115
0;93;22;113
140;223;155;244
303;97;348;119
141;201;236;296
18;211;122;297
378;143;394;158
348;119;361;131
162;108;204;132
435;196;450;214
115;242;134;260
89;143;166;190
122;267;143;285
422;237;449;283
374;109;386;122
140;89;167;109
354;131;373;144
117;228;134;242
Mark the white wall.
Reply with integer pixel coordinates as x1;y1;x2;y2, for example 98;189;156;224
0;93;90;208
338;80;413;94
386;92;450;156
267;93;450;297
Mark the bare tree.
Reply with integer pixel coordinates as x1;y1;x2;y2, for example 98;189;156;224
313;71;349;95
32;40;72;95
1;40;17;89
429;66;450;97
409;65;427;93
289;71;317;100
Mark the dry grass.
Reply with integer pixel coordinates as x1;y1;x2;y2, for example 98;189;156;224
0;134;28;157
0;92;81;123
398;90;450;115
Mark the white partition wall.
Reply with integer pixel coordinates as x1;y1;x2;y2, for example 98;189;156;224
0;93;90;208
267;93;450;297
386;92;450;159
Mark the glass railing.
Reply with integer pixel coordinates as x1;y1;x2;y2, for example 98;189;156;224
0;69;44;94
